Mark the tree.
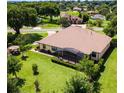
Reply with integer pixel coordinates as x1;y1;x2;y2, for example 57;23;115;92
22;7;38;27
7;6;24;34
60;17;71;27
97;3;110;16
7;77;26;93
77;57;100;80
96;19;103;27
64;74;94;93
8;6;38;34
103;16;117;37
38;3;60;22
99;8;110;16
106;13;115;21
7;55;22;78
7;78;20;93
20;44;32;59
32;64;39;75
7;32;17;46
87;3;95;11
78;12;82;18
83;13;89;23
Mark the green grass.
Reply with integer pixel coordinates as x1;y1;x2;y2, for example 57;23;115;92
39;16;61;28
62;11;79;17
40;23;61;28
22;32;48;37
94;30;105;35
99;48;117;93
88;19;110;28
17;51;84;93
102;20;111;28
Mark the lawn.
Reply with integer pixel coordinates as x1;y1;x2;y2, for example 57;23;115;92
99;48;117;93
61;11;79;17
17;51;84;93
40;23;61;28
39;16;61;28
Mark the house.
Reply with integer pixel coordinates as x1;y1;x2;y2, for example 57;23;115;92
73;6;82;12
37;26;111;61
68;16;82;24
91;14;105;20
60;13;83;24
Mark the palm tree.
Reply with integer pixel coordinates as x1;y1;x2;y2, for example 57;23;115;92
7;55;22;78
64;74;94;93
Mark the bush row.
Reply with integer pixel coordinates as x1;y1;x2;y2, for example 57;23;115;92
51;57;77;69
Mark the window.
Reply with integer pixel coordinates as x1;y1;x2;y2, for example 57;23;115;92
91;52;96;57
52;47;57;51
43;44;46;49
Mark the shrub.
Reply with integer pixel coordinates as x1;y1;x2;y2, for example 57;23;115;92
51;57;77;69
20;44;32;52
83;13;89;23
98;58;104;67
15;78;26;87
103;16;117;37
77;58;101;81
13;33;42;45
34;80;40;92
88;20;97;27
7;32;17;46
7;78;20;93
96;19;103;27
64;74;94;93
111;38;117;47
60;17;71;27
78;12;82;18
32;64;39;75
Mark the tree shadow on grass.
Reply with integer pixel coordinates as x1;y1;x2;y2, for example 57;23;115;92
34;72;39;76
21;55;29;61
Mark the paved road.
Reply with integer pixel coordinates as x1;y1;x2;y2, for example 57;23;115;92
7;27;63;33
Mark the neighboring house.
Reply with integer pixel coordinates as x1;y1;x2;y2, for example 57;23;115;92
37;26;111;61
91;14;105;20
73;6;82;12
60;13;83;24
68;16;82;24
82;6;87;11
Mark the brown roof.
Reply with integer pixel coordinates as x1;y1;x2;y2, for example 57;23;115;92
38;26;112;54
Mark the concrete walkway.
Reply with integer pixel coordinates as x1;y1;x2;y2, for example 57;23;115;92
30;49;54;57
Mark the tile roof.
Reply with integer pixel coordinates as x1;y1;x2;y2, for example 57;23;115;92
38;26;112;54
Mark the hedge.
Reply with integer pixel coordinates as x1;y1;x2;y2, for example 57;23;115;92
51;57;77;69
111;38;117;47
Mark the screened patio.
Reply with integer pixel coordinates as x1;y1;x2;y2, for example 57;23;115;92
54;48;84;63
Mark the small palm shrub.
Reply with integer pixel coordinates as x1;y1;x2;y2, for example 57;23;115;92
32;64;39;75
34;80;40;92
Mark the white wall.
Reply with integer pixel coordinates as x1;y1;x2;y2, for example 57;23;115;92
91;43;110;61
99;43;110;59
